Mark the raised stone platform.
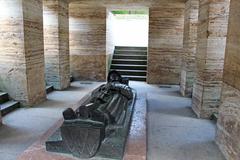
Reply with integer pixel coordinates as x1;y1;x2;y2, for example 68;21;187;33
17;93;147;160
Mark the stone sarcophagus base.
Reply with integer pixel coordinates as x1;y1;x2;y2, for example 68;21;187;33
46;80;136;159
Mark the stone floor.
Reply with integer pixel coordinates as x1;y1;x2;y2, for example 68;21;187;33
0;81;102;160
129;82;225;160
0;81;225;160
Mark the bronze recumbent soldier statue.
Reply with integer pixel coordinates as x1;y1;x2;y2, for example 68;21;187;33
46;71;136;159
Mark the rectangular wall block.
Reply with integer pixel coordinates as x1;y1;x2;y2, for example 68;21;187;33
147;3;185;84
216;0;240;159
192;0;230;118
0;0;46;107
43;0;70;90
69;3;107;81
106;10;115;72
180;0;199;97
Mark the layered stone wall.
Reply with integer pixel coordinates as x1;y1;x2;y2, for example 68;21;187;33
0;0;46;106
147;3;185;84
180;0;199;97
192;0;230;118
69;3;107;81
43;0;70;90
106;10;115;72
216;0;240;159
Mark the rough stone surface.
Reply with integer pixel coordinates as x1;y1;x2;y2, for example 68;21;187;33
180;0;199;97
192;0;230;118
43;0;70;90
216;0;240;159
216;83;240;160
0;0;46;106
147;3;185;84
106;11;115;72
123;94;147;160
69;3;107;81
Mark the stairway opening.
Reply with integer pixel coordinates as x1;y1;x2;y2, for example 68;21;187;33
107;9;149;81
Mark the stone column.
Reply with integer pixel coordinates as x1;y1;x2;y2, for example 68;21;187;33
180;0;199;97
216;0;240;159
69;3;107;81
0;0;46;107
43;0;70;90
192;0;230;118
147;3;185;84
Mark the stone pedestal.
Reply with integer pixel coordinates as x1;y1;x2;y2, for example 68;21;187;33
216;0;240;159
123;95;147;160
180;0;199;97
43;0;70;90
17;92;147;160
192;0;230;118
0;0;46;106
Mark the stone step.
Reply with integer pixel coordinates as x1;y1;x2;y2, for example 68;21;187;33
115;46;147;51
0;92;9;104
114;50;147;55
113;54;147;60
122;75;147;81
0;100;20;116
46;86;54;94
112;69;147;76
111;64;147;70
112;59;147;65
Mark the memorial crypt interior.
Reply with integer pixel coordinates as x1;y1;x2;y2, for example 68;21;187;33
0;0;239;160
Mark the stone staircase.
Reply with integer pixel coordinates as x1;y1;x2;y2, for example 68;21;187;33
0;92;20;116
110;46;147;81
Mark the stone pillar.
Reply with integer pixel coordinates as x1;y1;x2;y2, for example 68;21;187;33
216;0;240;159
0;0;46;107
147;3;185;84
0;111;1;125
192;0;230;118
180;0;199;97
43;0;70;90
69;3;107;81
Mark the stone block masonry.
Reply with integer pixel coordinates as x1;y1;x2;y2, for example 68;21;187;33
180;0;199;97
69;3;107;81
192;0;230;118
43;0;70;90
147;2;185;84
216;0;240;159
0;0;46;107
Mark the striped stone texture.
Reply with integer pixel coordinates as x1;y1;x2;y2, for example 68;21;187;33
106;11;115;72
216;0;240;159
0;0;46;107
192;0;230;118
69;3;107;81
43;0;70;90
180;0;199;97
147;3;185;84
68;0;185;7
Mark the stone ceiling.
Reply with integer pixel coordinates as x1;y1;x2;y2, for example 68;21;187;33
68;0;186;8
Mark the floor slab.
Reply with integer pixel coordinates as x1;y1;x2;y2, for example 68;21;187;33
0;81;225;160
129;82;225;160
0;81;102;160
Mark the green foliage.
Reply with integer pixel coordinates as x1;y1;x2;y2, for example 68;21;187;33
111;10;148;15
